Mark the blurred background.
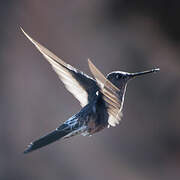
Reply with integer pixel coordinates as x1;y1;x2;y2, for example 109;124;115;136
1;0;180;179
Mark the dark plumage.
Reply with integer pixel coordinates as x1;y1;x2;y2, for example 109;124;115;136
21;28;160;154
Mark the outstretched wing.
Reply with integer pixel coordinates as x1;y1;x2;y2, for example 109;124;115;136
21;28;98;107
88;59;123;127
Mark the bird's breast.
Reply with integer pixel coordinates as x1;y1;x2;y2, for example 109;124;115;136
85;99;108;135
87;120;106;135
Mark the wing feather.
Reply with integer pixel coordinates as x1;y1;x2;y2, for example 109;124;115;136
88;59;123;127
21;28;98;107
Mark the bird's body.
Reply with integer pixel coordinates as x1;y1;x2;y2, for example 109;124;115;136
24;87;110;153
63;94;108;137
21;28;159;154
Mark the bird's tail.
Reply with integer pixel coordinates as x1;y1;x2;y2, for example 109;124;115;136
24;124;71;154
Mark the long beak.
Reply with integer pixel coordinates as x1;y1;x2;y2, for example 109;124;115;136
128;68;160;78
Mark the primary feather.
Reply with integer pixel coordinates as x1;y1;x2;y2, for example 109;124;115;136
21;28;98;107
88;60;123;126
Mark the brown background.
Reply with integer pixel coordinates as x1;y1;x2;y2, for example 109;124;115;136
1;0;180;179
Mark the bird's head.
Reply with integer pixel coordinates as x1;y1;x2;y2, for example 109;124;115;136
106;68;160;90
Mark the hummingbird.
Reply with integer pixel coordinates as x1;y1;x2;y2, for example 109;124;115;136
21;28;159;154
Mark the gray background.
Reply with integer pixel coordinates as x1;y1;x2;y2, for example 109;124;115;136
1;0;180;180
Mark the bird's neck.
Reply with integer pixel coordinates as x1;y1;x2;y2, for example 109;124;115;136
118;84;127;110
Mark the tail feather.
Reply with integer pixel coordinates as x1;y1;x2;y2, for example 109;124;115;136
24;124;70;154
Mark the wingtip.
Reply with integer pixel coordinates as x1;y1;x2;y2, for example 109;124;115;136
20;27;35;45
20;26;27;36
19;26;24;32
87;58;91;63
87;58;92;66
87;58;95;71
